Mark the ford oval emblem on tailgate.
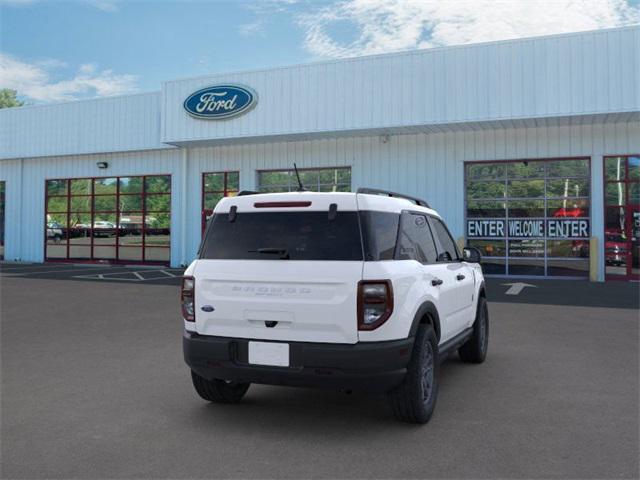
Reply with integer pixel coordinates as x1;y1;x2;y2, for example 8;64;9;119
201;305;215;312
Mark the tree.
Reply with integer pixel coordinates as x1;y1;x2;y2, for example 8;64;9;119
0;89;24;109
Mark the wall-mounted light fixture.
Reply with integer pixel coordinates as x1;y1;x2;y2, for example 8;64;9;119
96;162;109;169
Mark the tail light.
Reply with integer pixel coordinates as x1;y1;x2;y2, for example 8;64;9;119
181;276;195;322
357;280;393;330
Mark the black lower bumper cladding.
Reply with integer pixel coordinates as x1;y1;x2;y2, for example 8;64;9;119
183;331;414;392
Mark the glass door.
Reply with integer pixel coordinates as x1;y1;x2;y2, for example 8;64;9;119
604;156;639;280
0;181;4;260
201;171;239;234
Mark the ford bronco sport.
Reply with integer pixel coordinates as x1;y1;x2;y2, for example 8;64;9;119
182;188;488;423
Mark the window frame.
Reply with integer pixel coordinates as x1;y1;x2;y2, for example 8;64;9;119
201;171;240;234
464;157;592;277
602;155;640;281
428;215;461;262
0;181;4;260
44;174;171;265
256;166;351;193
395;210;439;265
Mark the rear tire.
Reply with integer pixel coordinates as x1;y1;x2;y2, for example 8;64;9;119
191;371;250;404
387;324;439;424
458;296;489;364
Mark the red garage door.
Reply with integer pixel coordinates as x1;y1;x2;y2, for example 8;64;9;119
45;175;171;264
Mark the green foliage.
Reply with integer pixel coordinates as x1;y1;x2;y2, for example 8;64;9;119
257;168;351;192
0;89;24;109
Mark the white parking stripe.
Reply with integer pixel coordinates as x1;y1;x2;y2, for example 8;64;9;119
71;269;181;282
0;266;132;276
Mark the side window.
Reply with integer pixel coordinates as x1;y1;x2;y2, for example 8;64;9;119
430;217;460;261
397;212;438;263
360;211;400;261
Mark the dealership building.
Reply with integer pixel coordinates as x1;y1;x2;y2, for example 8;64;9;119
0;26;638;281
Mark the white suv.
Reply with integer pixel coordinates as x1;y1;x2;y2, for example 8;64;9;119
182;188;488;423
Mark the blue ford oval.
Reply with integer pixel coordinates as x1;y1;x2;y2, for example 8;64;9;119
183;85;257;120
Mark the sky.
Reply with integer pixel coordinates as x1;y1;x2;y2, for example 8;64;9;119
1;0;639;104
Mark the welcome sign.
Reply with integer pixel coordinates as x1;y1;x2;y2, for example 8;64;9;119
184;84;257;119
467;219;590;239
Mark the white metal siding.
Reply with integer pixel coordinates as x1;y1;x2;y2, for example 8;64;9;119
0;92;169;160
162;27;639;145
0;149;183;265
0;159;22;261
1;118;637;280
180;121;638;281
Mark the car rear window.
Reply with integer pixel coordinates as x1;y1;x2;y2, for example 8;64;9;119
200;211;364;261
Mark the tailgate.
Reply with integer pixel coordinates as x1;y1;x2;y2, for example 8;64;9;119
194;260;362;344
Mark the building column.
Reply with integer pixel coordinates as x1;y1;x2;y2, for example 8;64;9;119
180;148;188;267
240;167;256;192
591;155;605;282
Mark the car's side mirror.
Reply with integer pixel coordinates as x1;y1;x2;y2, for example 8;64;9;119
463;247;482;263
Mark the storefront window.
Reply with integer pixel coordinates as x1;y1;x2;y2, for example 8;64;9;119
201;171;239;233
603;156;639;280
45;175;171;264
465;158;591;277
0;181;4;260
257;167;351;193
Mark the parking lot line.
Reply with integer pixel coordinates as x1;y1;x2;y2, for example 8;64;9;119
72;269;181;282
0;265;134;276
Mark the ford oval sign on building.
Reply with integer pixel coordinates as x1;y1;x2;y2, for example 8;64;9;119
183;84;257;120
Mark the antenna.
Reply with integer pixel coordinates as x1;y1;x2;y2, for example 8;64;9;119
293;163;305;192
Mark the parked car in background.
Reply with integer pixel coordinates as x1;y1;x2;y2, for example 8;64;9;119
68;223;91;238
46;222;64;243
93;221;116;237
605;230;628;266
553;206;586;218
118;216;145;236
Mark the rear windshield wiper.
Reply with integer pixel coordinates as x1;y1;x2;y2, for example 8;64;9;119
249;248;290;259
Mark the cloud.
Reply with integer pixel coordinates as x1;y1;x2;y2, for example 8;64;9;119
298;0;640;58
0;53;138;102
243;0;299;15
86;0;119;12
239;0;300;35
239;19;266;36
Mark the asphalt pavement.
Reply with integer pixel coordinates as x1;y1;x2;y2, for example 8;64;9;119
1;268;638;479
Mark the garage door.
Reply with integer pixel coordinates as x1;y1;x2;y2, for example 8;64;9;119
45;175;171;264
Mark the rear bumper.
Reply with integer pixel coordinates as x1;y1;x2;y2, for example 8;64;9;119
183;331;414;392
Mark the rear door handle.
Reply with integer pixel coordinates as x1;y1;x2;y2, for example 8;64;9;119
431;278;443;286
456;274;466;281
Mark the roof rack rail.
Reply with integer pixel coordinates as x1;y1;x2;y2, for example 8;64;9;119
356;188;430;208
236;190;260;196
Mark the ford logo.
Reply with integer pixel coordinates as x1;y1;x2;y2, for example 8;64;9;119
183;84;257;120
